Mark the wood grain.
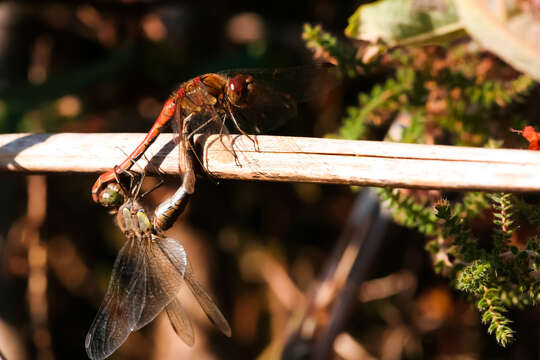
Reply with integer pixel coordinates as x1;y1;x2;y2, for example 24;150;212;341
0;132;539;191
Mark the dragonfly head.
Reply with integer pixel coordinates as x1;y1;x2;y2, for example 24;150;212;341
98;182;126;209
226;74;255;107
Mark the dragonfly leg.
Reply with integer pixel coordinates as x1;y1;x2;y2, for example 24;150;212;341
218;114;241;166
181;112;239;174
183;115;219;176
140;178;164;199
110;165;131;197
226;103;260;152
91;97;177;203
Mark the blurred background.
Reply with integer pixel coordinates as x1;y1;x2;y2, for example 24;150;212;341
1;1;539;360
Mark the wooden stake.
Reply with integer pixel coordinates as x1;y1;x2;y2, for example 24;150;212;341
0;133;539;192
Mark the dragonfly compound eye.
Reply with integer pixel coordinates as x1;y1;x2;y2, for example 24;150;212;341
228;75;251;105
136;209;153;233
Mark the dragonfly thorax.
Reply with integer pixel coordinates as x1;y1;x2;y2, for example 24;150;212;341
175;74;227;116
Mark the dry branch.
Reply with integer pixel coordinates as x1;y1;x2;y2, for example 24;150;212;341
0;133;539;192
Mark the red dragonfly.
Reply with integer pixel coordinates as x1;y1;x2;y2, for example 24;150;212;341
86;172;231;359
92;64;338;228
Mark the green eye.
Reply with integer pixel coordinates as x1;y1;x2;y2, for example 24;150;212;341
136;209;152;232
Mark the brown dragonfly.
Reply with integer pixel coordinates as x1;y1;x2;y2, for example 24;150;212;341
86;172;231;360
92;64;338;229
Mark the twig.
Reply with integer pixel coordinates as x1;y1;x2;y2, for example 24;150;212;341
0;133;539;191
282;189;385;360
314;189;390;360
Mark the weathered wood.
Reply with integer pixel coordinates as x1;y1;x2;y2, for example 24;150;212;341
0;133;539;191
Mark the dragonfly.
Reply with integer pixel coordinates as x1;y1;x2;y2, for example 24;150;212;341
91;64;338;230
86;172;231;360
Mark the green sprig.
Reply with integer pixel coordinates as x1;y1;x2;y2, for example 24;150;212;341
378;188;438;236
302;24;360;77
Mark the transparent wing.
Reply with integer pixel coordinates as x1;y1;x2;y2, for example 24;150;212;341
134;235;188;330
166;296;195;346
85;237;147;360
228;89;297;134
184;263;232;337
155;236;188;275
220;63;339;133
219;63;339;102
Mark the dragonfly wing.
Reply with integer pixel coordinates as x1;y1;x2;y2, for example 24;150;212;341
166;296;195;346
220;63;339;103
155;236;188;275
229;89;297;134
136;235;187;329
85;238;147;360
220;63;339;133
134;236;187;330
184;263;232;337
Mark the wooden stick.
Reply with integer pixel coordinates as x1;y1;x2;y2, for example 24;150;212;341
0;133;539;192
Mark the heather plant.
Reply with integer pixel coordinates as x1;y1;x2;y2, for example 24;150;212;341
303;1;539;345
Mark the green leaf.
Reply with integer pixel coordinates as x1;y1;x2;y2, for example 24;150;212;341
345;0;464;46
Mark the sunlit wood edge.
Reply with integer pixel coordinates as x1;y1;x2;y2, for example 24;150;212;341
0;132;539;192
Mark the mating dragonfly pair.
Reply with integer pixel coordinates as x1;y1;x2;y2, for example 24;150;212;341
87;64;338;359
86;171;231;359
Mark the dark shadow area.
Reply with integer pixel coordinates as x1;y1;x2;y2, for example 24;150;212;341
0;133;53;171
